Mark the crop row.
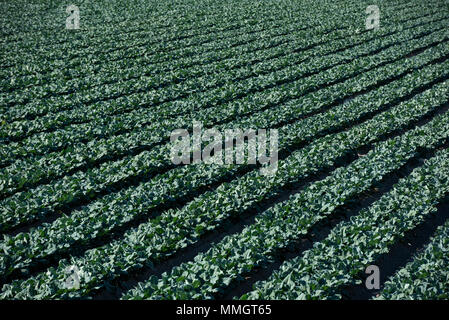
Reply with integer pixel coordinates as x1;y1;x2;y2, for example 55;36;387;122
0;7;370;118
3;12;442;146
0;0;416;107
377;219;449;299
1;35;448;236
122;102;449;300
0;0;420;120
0;0;259;44
1;11;309;99
0;0;372;92
1;73;448;299
5;69;449;279
243;146;449;299
2;0;392;43
0;0;221;42
0;6;439;140
1;0;357;68
1;20;447;175
0;0;282;60
3;0;400;76
5;25;449;221
1;26;448;219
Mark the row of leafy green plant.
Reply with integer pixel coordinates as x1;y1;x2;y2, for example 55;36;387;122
242;146;449;299
1;68;448;298
2;0;449;300
4;23;448;218
0;0;414;112
0;0;368;100
3;23;444;228
0;0;268;56
1;4;438;147
0;0;374;95
1;30;448;235
122;101;449;300
3;10;442;143
376;220;449;299
1;11;310;104
0;2;426;143
0;18;369;123
0;0;350;69
0;0;228;45
1;16;447;198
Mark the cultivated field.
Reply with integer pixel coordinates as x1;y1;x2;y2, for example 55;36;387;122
1;0;449;300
